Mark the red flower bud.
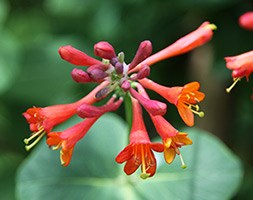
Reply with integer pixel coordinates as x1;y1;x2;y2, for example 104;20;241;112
121;80;131;92
137;64;150;79
71;68;93;83
77;96;123;118
239;12;253;31
130;88;167;116
94;41;116;59
129;40;152;69
88;68;108;82
59;45;101;66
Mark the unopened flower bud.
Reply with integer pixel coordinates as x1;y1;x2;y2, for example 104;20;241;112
95;87;111;99
59;45;101;66
121;80;131;91
239;12;253;31
110;57;118;65
94;41;116;59
88;68;108;82
77;96;123;118
129;40;152;69
137;64;150;79
86;64;109;74
115;62;124;74
130;88;167;116
71;68;93;83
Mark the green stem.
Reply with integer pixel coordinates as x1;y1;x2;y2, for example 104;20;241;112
124;92;133;131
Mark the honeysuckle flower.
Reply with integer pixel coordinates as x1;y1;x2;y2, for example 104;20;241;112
47;117;99;166
115;98;164;179
239;12;253;31
46;96;123;166
150;115;192;167
134;83;192;167
23;81;109;151
130;21;216;73
24;21;214;178
139;78;205;126
225;50;253;93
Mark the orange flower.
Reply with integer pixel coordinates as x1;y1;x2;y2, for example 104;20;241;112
47;117;99;166
139;78;205;126
23;81;109;151
150;115;192;167
130;21;216;73
115;98;163;179
225;50;253;93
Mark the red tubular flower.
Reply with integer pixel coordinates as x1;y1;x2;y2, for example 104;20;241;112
129;87;167;116
115;98;164;179
77;95;123;118
239;12;253;31
23;81;109;151
47;117;99;166
139;78;205;126
135;83;192;166
59;45;102;66
225;50;253;93
130;21;216;73
150;115;192;167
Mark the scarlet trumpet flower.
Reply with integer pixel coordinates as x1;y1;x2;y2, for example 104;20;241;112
139;78;205;127
23;21;215;177
225;50;253;93
115;98;164;179
23;81;109;151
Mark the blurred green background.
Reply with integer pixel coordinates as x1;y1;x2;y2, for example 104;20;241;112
0;0;252;199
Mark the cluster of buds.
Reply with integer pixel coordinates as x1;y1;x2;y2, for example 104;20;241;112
225;12;253;94
23;22;216;179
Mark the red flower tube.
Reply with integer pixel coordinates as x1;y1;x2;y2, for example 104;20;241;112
115;98;163;179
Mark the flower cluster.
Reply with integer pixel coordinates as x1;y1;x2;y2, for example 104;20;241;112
23;21;216;179
225;12;253;94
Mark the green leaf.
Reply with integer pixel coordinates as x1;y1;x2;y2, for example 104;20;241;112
0;153;23;200
16;114;242;200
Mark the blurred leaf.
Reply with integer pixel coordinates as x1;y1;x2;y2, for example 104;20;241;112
44;0;95;17
0;0;9;26
16;114;242;200
0;30;20;95
0;152;23;200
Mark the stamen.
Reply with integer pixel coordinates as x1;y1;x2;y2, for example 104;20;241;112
226;78;241;93
179;154;187;169
25;130;46;151
24;128;44;144
191;109;205;117
186;94;191;100
140;145;150;180
188;105;204;117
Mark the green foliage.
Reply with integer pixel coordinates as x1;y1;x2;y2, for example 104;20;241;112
16;114;242;200
0;0;252;199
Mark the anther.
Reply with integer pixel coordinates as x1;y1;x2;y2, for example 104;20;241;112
179;154;187;169
226;78;241;93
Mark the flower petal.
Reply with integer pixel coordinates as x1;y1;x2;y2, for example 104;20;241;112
177;102;194;126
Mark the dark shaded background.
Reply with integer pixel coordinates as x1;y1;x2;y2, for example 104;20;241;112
0;0;252;199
